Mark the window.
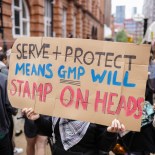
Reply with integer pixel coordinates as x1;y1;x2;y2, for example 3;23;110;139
44;0;52;36
62;8;67;38
132;7;137;17
12;0;30;37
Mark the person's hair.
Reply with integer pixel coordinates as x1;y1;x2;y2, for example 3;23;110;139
0;53;7;61
68;33;73;38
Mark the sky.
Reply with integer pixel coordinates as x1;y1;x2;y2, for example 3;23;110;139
112;0;144;19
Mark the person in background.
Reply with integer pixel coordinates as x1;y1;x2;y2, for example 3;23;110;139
0;52;23;155
67;32;73;38
6;48;23;138
143;24;155;105
0;86;12;155
0;52;7;69
0;52;13;155
145;42;155;105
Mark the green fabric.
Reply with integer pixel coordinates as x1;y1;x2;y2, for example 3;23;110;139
0;133;5;140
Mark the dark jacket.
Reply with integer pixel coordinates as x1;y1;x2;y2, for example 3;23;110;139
35;116;117;155
0;71;18;139
0;86;9;136
0;64;10;136
121;123;155;153
145;80;154;105
0;72;17;116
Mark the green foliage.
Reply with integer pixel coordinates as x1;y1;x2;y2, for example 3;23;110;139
116;30;128;42
137;36;143;44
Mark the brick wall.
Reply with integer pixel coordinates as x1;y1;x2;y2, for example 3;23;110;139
1;0;105;49
29;0;44;36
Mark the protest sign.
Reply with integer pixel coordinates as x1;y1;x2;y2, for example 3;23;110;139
7;37;150;131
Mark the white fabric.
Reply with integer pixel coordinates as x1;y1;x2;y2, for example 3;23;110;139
52;117;90;150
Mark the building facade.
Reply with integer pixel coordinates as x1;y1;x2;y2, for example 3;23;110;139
124;18;143;43
104;0;111;27
0;0;105;50
115;5;125;24
143;0;155;27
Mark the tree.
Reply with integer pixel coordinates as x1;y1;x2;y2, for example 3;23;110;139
116;29;128;42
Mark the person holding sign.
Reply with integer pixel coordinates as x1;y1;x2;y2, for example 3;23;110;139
22;108;125;155
8;37;151;154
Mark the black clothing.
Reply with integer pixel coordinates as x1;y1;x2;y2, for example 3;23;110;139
0;72;17;116
121;123;155;153
145;80;154;105
0;84;12;155
0;134;12;155
35;116;117;155
24;118;38;138
0;71;16;155
0;86;9;136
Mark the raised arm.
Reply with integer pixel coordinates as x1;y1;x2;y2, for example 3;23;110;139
96;119;125;152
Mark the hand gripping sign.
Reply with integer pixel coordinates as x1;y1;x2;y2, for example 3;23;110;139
7;37;150;131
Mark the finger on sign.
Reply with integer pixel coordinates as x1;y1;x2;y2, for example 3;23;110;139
121;124;125;131
116;119;121;130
